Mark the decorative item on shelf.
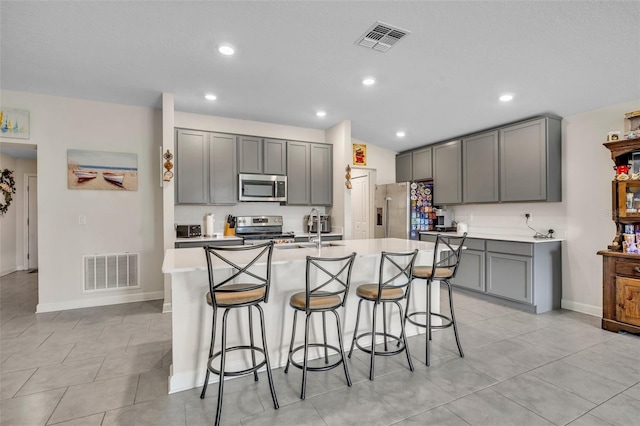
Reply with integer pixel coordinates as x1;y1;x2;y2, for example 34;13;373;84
163;149;174;182
615;164;631;180
624;110;640;140
345;164;352;189
0;168;16;216
607;131;621;142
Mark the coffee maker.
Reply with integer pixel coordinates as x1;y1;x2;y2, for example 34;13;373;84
435;208;455;231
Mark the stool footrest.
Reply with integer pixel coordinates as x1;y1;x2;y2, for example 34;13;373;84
406;311;453;330
207;345;267;377
288;343;345;372
353;331;406;356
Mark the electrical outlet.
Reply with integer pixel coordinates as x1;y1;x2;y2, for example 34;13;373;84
525;212;532;222
79;215;86;225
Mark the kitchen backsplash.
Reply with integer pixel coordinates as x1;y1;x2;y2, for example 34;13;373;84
175;204;328;234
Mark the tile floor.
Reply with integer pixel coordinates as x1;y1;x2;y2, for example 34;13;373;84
1;271;640;425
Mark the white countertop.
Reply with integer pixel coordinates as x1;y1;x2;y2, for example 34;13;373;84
175;235;243;243
163;237;435;273
420;231;564;244
293;232;343;238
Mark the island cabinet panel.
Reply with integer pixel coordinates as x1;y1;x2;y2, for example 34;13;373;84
463;131;499;203
237;136;262;174
263;138;287;175
499;117;561;202
396;152;412;183
286;141;311;205
175;129;237;205
176;129;209;204
310;143;332;206
433;140;462;205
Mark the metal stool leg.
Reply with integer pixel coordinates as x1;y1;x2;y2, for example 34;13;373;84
284;310;298;374
322;312;329;364
348;299;363;358
395;300;414;372
426;279;431;367
214;308;231;426
301;313;311;400
369;302;378;380
248;306;258;381
332;309;352;387
256;304;278;409
382;303;388;351
200;308;218;399
446;280;464;358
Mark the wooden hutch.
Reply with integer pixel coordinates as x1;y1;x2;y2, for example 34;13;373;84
598;138;640;334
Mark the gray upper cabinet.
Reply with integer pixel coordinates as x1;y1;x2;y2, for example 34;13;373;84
499;117;561;202
263;138;286;175
287;141;311;205
412;147;432;181
175;129;236;205
237;136;262;174
395;152;412;182
433;140;463;205
310;143;332;206
463;131;499;203
238;137;287;175
396;148;432;182
287;141;332;206
176;129;209;204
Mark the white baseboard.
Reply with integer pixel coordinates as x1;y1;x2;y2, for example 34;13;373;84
0;267;17;277
36;291;165;313
561;299;602;317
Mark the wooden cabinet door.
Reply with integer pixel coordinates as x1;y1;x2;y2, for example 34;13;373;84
616;276;640;327
463;131;499;203
396;153;413;183
175;129;208;204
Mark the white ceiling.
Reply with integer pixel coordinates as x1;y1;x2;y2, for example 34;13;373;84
1;1;639;153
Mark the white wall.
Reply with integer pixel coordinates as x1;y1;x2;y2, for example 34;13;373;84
1;90;164;312
0;153;18;276
326;121;352;238
351;138;397;185
452;99;640;316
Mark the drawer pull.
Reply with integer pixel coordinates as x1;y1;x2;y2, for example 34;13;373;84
634;267;640;273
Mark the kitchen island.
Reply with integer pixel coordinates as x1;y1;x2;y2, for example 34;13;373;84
162;238;440;393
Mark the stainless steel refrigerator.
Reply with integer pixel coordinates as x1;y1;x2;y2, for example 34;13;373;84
375;181;435;240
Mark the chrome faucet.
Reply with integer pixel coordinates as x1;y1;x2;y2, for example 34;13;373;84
308;207;322;248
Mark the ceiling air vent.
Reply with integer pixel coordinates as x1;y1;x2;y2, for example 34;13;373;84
356;21;411;52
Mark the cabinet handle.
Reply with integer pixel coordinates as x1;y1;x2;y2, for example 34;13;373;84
634;267;640;273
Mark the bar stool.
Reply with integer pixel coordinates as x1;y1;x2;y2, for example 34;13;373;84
284;252;356;399
405;233;467;366
200;241;278;426
348;250;418;380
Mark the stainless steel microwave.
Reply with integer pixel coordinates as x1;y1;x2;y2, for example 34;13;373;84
238;174;287;202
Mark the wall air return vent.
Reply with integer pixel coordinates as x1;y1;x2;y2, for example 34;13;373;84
83;252;139;292
356;21;411;52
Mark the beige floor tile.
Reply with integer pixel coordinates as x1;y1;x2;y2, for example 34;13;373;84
17;356;103;396
0;368;36;399
0;388;65;426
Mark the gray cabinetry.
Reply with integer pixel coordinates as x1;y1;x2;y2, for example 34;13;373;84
486;241;533;303
463;131;499;203
287;141;332;206
395;148;432;182
451;238;486;292
433;140;462;205
500;117;561;202
176;129;209;204
175;238;243;248
175;129;236;205
412;147;432;181
395;153;412;183
310;143;332;206
238;137;287;175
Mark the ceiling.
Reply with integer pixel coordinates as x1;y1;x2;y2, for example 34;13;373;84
1;1;639;153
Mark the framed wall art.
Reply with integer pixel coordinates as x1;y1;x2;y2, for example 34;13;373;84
0;108;30;139
353;143;367;166
67;149;138;191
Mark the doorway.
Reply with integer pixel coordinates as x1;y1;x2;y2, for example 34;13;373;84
26;174;38;270
350;169;375;239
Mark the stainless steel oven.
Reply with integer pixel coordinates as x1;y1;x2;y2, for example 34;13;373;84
239;174;287;202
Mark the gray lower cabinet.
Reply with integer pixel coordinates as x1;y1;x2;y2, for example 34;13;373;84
500;117;561;202
175;239;243;248
419;234;561;313
238;136;287;175
463;131;499;203
433;140;462;205
287;141;332;206
176;129;236;205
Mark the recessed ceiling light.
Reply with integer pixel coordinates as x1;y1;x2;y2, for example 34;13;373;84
205;94;217;101
218;44;235;56
362;77;376;86
316;111;327;117
499;94;514;102
396;131;406;137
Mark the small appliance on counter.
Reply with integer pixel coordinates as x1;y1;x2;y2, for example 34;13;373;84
435;208;456;232
176;224;202;238
303;214;331;233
